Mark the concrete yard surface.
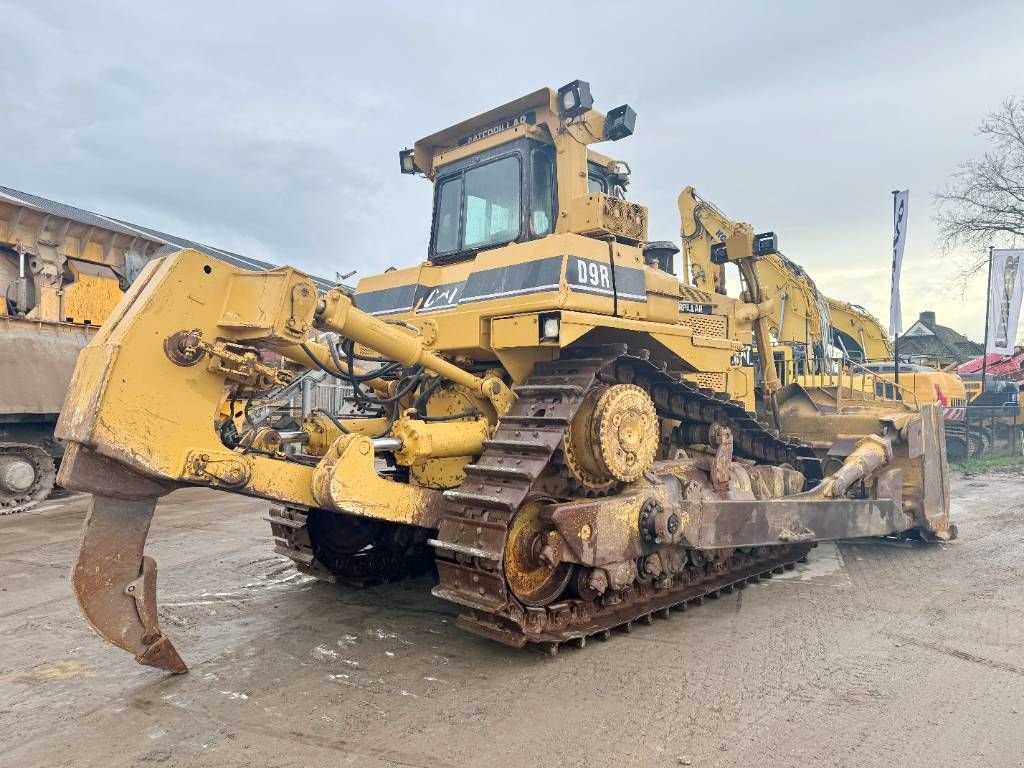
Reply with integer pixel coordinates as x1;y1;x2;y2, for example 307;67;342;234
0;472;1022;767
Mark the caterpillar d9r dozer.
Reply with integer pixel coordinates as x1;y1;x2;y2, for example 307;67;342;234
56;81;954;673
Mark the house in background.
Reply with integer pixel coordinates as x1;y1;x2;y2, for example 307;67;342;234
897;310;983;368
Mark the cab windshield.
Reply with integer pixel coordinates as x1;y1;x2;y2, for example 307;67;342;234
433;155;522;256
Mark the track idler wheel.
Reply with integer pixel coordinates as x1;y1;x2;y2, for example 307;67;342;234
0;444;56;514
503;498;573;607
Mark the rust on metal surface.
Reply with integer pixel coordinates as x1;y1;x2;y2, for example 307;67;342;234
162;328;205;366
73;495;186;673
431;347;833;651
61;446;184;671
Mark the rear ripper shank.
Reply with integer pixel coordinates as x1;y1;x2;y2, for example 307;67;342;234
56;81;954;673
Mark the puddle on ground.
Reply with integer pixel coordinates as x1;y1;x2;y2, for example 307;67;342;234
768;541;851;587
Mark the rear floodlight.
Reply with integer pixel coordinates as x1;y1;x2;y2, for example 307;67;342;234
399;148;419;175
604;104;636;141
557;80;594;119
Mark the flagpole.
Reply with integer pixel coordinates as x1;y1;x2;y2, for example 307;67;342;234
979;245;995;454
892;190;900;386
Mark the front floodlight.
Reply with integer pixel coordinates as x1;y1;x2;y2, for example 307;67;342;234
399;148;419;175
540;313;560;341
604;104;637;141
556;80;594;119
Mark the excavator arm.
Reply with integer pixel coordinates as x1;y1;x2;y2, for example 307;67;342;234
826;298;894;361
680;186;894;362
678;186;736;295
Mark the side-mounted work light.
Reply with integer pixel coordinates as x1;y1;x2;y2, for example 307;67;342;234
710;242;729;265
540;313;560;341
556;80;594;118
753;232;778;256
399;148;419;175
604;104;636;141
710;231;779;264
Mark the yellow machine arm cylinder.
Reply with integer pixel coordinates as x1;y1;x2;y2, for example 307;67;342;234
390;417;489;467
736;247;783;430
315;290;515;414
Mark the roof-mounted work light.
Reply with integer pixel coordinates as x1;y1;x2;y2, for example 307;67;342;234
604;104;637;141
556;79;594;118
399;148;419;175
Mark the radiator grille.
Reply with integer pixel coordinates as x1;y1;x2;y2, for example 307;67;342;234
679;286;712;304
686;372;728;392
601;197;648;241
683;313;727;338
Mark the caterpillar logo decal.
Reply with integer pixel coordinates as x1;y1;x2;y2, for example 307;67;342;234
458;111;537;146
356;255;649;316
679;302;713;315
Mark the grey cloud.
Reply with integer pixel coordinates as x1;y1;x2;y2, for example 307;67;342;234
1;0;1021;335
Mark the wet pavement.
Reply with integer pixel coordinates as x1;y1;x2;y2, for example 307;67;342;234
1;473;1022;767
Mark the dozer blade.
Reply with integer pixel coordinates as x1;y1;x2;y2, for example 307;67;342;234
59;445;184;673
73;495;186;673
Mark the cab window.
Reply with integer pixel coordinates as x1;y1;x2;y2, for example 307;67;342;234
530;148;555;236
463;156;522;250
432;176;462;254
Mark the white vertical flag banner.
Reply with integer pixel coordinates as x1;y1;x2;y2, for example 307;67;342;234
889;190;909;338
987;248;1024;354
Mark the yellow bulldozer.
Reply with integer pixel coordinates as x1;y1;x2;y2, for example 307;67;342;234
56;81;953;673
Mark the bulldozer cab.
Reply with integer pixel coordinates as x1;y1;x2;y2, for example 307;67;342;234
401;82;640;266
425;136;555;264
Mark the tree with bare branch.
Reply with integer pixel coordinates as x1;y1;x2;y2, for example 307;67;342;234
936;98;1024;277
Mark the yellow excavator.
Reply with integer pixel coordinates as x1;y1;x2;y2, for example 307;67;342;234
56;81;953;674
678;187;980;456
680;188;894;362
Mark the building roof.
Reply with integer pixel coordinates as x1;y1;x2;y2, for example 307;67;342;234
897;310;984;364
0;185;337;292
958;349;1024;383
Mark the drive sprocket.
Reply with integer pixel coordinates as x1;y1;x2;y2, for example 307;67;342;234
563;383;658;487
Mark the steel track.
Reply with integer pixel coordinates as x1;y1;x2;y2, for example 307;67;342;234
431;345;822;651
0;443;57;515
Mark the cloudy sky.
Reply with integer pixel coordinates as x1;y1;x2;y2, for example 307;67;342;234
2;0;1021;341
